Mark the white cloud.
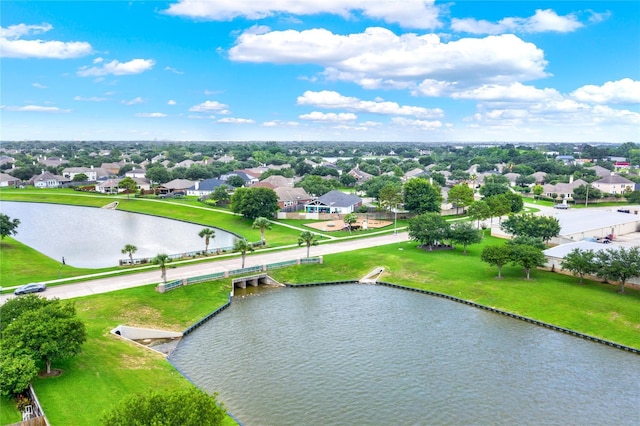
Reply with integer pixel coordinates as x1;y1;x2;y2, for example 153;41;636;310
450;82;563;102
391;117;442;130
451;9;583;35
164;0;443;29
77;59;155;77
230;27;547;88
0;23;93;59
93;57;104;64
217;117;255;124
297;90;443;118
2;105;70;113
165;66;184;74
167;100;177;105
122;97;144;106
570;79;640;104
32;83;47;89
136;112;167;118
189;100;229;112
74;96;109;102
299;111;358;122
262;120;299;127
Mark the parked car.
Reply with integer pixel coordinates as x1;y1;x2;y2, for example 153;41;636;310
554;204;569;209
14;283;46;295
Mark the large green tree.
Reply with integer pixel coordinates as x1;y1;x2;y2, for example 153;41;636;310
467;200;491;230
481;245;511;278
0;354;38;396
403;178;442;214
447;184;474;214
449;222;482;254
1;297;86;374
231;187;279;220
118;177;138;199
561;248;597;284
485;194;511;224
296;175;340;197
500;213;561;244
407;212;450;249
595;247;640;294
102;387;226;426
0;214;20;240
510;244;546;279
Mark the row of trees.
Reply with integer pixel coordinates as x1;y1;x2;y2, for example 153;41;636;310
408;213;483;254
481;237;547;280
561;247;640;293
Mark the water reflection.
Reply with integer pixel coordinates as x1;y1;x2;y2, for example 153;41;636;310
0;201;237;268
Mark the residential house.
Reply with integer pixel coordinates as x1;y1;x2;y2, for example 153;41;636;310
590;165;612;178
220;170;259;186
347;166;374;184
37;156;68;168
305;190;362;214
556;155;575;165
96;178;151;194
29;171;68;188
503;173;521;187
125;168;146;179
100;162;124;175
403;168;426;182
274;187;312;211
157;179;196;195
531;171;547;184
62;166;109;181
542;178;587;199
0;155;16;167
187;178;227;198
592;174;635;195
260;175;295;188
0;172;21;187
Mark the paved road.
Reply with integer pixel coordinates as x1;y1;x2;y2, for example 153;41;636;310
1;232;410;304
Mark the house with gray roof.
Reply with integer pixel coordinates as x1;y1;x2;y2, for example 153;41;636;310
29;171;68;188
0;172;21;187
592;174;634;195
305;190;362;214
187;179;227;197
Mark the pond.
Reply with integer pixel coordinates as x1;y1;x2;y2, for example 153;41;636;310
0;201;237;268
170;284;640;426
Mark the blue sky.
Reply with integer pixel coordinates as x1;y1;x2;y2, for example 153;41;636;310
1;0;638;143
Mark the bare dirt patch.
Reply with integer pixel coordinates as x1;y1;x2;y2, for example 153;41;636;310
305;218;392;232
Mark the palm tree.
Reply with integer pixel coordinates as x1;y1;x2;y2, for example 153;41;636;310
233;239;254;268
298;231;320;258
198;228;216;255
152;253;171;284
251;217;272;246
121;244;138;264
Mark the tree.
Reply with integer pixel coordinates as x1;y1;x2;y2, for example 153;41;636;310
595;247;640;294
102;387;226;426
226;175;246;188
152;253;171;284
378;182;403;212
296;175;340;196
481;245;511;278
0;294;54;334
503;192;524;213
118;177;138;199
298;231;319;258
467;200;491;230
479;182;509;197
0;214;20;240
485;194;511;224
0;355;38;396
339;173;357;187
447;184;474;214
121;244;138;263
1;298;87;375
233;239;254;268
231;187;279;220
72;173;88;182
209;185;230;205
407;212;450;250
198;228;216;254
450;222;482;254
561;248;597;284
145;165;172;184
252;217;271;246
510;244;546;279
343;213;358;234
500;213;560;244
403;178;442;214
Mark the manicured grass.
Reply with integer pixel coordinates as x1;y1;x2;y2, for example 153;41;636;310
29;281;237;426
0;238;116;288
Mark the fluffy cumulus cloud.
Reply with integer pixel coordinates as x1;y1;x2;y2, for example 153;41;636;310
189;100;230;113
164;0;442;29
1;105;70;113
262;120;299;127
299;111;358;122
77;59;155;77
0;23;92;59
452;9;584;35
450;82;563;102
391;117;443;130
297;90;443;118
230;27;548;89
570;79;640;104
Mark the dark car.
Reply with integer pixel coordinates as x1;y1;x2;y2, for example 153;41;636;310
14;283;46;295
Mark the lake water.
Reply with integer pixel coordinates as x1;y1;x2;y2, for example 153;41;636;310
0;201;237;268
170;284;640;426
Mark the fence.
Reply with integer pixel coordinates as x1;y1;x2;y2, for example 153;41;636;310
119;241;263;266
156;256;323;293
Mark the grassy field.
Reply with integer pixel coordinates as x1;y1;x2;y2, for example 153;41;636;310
2;189;639;425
